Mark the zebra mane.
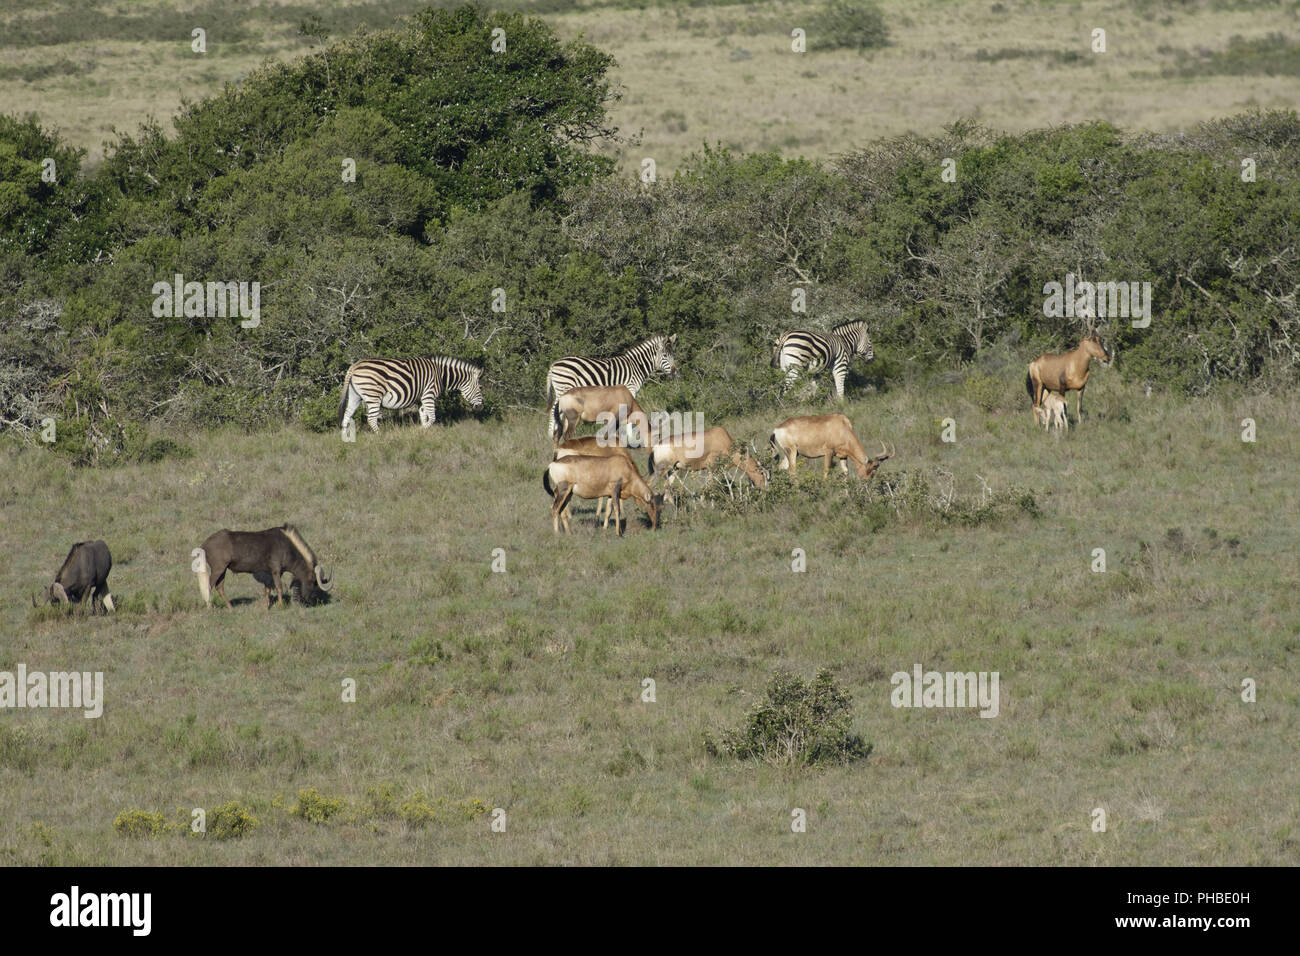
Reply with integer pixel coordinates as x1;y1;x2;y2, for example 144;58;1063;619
622;335;667;356
431;356;481;375
831;319;867;334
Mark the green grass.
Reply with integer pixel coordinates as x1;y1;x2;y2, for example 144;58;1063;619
1;376;1296;864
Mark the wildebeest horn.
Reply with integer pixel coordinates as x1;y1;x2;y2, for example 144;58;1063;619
51;582;69;603
315;564;333;592
32;591;42;608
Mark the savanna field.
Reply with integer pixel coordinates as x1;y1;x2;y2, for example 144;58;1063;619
2;0;1299;867
2;380;1297;864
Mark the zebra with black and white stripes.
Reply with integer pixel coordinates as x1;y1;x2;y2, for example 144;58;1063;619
338;356;484;436
545;335;678;438
770;320;874;398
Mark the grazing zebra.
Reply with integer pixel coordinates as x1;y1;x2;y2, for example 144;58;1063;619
544;335;678;438
338;356;483;436
770;320;874;398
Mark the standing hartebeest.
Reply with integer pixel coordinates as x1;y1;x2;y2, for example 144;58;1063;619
552;384;651;445
1025;333;1110;425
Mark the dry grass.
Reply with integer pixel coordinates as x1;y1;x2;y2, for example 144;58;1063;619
2;1;1298;169
1;376;1296;864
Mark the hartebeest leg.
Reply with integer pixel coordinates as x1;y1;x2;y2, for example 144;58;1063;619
608;479;623;534
1076;385;1085;423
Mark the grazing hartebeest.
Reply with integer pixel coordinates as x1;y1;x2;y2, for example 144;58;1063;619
552;384;650;446
770;414;894;479
553;437;637;524
1025;333;1110;424
542;455;663;536
33;541;114;614
195;525;333;610
647;426;767;490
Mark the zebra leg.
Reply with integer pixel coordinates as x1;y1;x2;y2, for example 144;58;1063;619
366;401;381;433
419;395;436;428
833;365;847;399
341;386;363;436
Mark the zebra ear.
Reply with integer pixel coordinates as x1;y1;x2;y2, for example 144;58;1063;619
668;334;677;346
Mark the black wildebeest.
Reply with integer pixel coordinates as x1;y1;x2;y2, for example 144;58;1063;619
194;525;333;610
33;540;115;614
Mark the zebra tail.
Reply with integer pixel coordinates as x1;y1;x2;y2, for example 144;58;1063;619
338;367;353;427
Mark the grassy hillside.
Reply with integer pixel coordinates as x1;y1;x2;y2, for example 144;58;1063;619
2;378;1296;864
2;0;1298;172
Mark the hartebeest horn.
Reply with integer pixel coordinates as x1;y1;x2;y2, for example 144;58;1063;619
871;440;895;463
315;564;333;592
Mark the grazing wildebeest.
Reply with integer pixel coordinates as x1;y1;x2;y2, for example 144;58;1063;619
647;426;767;490
770;414;894;479
1026;332;1110;424
195;525;333;610
552;384;651;445
33;541;114;614
542;455;663;536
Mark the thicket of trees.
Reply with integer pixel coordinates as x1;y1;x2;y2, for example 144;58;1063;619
1;4;1297;464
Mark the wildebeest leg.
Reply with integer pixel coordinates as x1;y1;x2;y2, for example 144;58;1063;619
215;579;234;612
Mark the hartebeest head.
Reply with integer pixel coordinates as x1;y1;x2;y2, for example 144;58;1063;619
858;440;895;480
1082;332;1111;365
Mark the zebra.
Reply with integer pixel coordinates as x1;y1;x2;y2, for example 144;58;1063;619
544;335;678;439
770;320;874;399
338;356;484;436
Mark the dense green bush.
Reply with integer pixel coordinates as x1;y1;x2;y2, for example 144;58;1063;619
1;2;1297;463
706;669;870;767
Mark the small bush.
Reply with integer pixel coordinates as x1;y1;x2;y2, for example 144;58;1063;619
707;669;870;767
207;801;258;840
289;787;350;824
810;2;890;52
113;809;167;838
0;727;39;775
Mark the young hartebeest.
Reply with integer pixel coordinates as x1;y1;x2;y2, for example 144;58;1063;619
1025;333;1110;424
1040;392;1068;433
551;384;650;446
769;414;894;479
542;454;663;536
647;426;767;490
553;437;637;524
